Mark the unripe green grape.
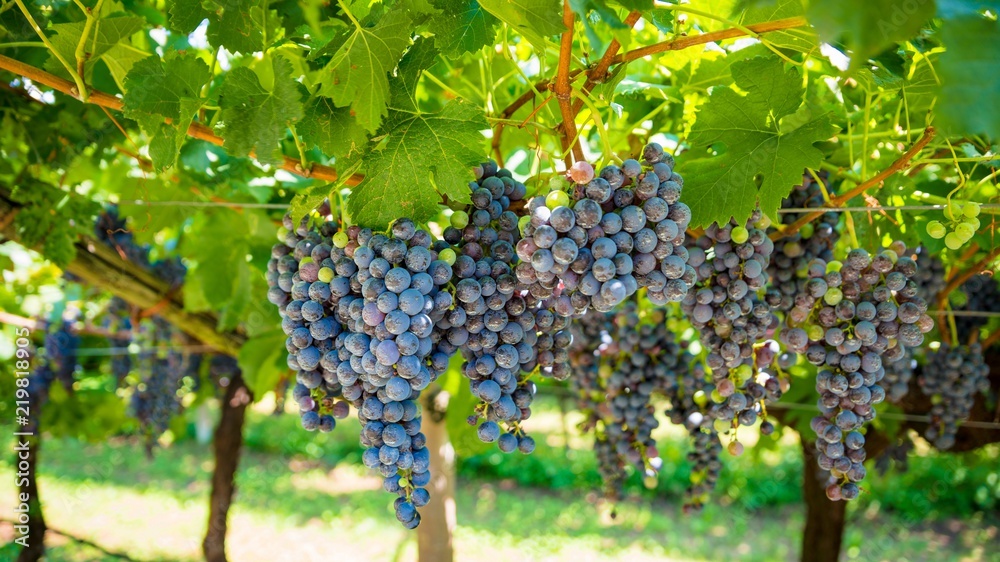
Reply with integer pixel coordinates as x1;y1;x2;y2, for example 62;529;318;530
925;220;946;239
546;190;570;209
963;202;981;218
439;248;457;265
754;214;772;229
518;215;531;235
714;418;731;433
955;222;976;240
807;324;825;341
451;210;469;229
693;390;708;407
882;249;898;263
332;231;349;248
824;287;844;305
711;389;725;403
946;201;963;220
734;363;752;385
826;260;843;273
300;256;314;265
277;226;289;241
731;225;750;244
967;217;981;230
944;232;963;250
317;267;335;283
800;222;815;239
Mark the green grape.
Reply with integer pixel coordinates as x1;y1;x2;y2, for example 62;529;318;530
277;226;289;241
824;287;844;305
711;389;725;403
450;211;469;229
946;201;963;220
317;267;335;283
546;190;570;209
826;260;843;273
807;324;825;341
730;225;749;244
299;256;313;265
926;220;946;239
800;222;815;239
944;232;963;250
713;418;731;433
518;215;531;235
332;231;349;248
955;222;976;240
963;202;981;218
439;248;457;265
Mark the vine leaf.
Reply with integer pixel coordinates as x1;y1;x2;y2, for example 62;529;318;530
478;0;565;49
318;11;413;133
937;14;1000;139
46;1;145;84
218;56;304;166
348;100;488;229
430;0;499;57
389;37;439;112
122;54;211;170
237;329;288;397
807;0;934;69
298;96;368;160
682;56;837;228
168;0;265;54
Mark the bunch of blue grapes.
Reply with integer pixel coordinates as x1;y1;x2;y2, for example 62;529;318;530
919;343;991;450
911;247;947;305
104;297;133;384
95;206;150;266
882;348;916;403
778;248;933;500
954;274;1000;340
348;219;457;528
131;321;195;451
267;210;359;435
519;143;693;314
44;317;79;391
681;209;779;440
443;161;563;453
766;173;840;314
569;304;691;499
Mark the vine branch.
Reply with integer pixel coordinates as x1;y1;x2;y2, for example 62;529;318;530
771;127;936;241
570;10;643;115
0;53;362;186
555;0;583;165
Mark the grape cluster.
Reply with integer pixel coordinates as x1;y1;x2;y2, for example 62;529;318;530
682;209;779;437
779;248;933;500
267;211;352;435
954;274;1000;340
911;248;946;305
131;319;197;451
925;201;983;250
443;161;560;452
766;173;840;312
104;297;133;384
44;317;79;392
881;347;916;403
569;304;692;499
919;343;990;450
345;219;457;528
520;143;693;314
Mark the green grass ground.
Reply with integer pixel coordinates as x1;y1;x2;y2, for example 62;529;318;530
0;397;998;561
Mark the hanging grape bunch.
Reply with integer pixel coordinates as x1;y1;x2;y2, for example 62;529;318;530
520;143;694;315
919;343;990;450
779;248;934;500
682;208;780;447
443;161;560;454
925;201;982;250
766;172;840;313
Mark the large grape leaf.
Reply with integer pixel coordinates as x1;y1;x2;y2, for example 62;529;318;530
218;56;303;166
348;100;487;229
937;14;1000;139
318;11;413;133
297;96;368;160
45;4;145;82
389;37;439;113
478;0;565;49
807;0;935;69
122;54;211;170
167;0;264;54
682;56;837;228
430;0;499;57
741;0;816;53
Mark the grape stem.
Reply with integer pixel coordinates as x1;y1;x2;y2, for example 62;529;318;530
770;127;936;241
0;53;363;186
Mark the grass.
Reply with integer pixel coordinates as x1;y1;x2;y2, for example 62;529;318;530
0;397;997;561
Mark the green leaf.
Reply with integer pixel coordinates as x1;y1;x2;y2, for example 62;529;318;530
218;56;304;166
807;0;934;69
478;0;565;50
238;329;288;398
683;56;837;228
288;183;331;223
348;100;487;229
167;0;210;34
318;11;414;132
298;96;368;160
46;14;145;80
123;54;211;170
741;0;816;53
389;37;440;112
937;15;1000;139
430;0;500;57
207;0;265;54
